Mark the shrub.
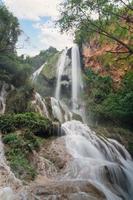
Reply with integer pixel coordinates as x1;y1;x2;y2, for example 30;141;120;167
2;131;39;180
0;112;53;136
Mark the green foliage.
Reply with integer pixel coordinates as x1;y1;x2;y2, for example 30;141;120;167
41;52;60;79
85;69;113;104
100;72;133;125
85;70;133;127
0;112;53;136
128;142;133;157
58;0;133;53
6;83;34;113
34;51;60;97
97;53;115;70
0;4;20;53
0;4;59;91
2;131;40;180
25;47;58;73
0;5;32;88
0;53;32;87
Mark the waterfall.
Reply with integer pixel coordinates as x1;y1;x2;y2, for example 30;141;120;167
32;92;49;118
0;83;9;114
54;44;85;121
61;120;133;200
31;63;45;81
55;50;67;100
71;44;83;112
51;97;72;123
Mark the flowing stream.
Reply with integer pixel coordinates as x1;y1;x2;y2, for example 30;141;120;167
71;44;83;112
0;83;9;114
31;63;45;81
61;120;133;200
0;45;133;200
55;49;67;100
55;44;84;118
33;92;49;118
54;44;133;199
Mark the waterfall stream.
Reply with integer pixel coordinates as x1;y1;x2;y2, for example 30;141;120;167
0;45;133;200
71;44;83;112
0;83;9;114
32;92;49;118
61;120;133;200
54;44;133;199
55;44;85;119
31;63;45;81
55;49;67;100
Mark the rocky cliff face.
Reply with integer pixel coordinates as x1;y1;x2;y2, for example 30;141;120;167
82;40;132;86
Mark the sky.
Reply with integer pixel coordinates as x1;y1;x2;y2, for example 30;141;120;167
3;0;73;56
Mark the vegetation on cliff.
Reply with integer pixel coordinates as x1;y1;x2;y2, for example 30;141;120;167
84;69;133;126
35;50;60;97
0;0;133;182
0;112;55;181
0;3;59;96
58;0;133;54
58;0;133;129
2;130;39;181
0;112;52;135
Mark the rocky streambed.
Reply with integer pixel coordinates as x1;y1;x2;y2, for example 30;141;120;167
0;134;107;200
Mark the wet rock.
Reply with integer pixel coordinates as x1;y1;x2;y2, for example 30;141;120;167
72;112;83;122
0;187;14;200
38;137;72;173
28;180;106;200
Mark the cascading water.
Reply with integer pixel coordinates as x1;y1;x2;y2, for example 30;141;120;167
31;63;50;118
55;49;67;100
61;120;133;200
71;44;83;112
31;63;45;81
51;97;72;123
55;44;85;121
0;83;9;114
32;92;49;118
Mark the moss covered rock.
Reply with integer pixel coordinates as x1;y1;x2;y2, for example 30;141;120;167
0;112;53;136
2;130;40;181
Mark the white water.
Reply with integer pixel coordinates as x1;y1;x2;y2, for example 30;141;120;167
0;134;22;200
55;44;85;121
0;187;14;200
62;120;133;200
51;97;72;123
55;50;67;100
32;92;49;118
0;83;8;114
32;63;45;81
72;44;83;112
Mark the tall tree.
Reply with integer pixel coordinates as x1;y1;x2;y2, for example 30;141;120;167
0;4;21;53
58;0;133;54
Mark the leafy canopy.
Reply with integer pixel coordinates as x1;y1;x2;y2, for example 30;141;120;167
58;0;133;53
0;4;21;53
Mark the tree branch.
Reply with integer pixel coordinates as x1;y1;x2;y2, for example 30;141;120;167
78;6;133;54
119;0;133;11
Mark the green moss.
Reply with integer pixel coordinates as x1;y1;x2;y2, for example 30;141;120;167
41;52;60;79
128;142;133;157
98;53;115;70
6;82;34;114
0;112;53;136
2;131;40;181
84;69;133;127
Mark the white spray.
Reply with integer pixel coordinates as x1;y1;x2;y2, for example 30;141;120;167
55;50;67;100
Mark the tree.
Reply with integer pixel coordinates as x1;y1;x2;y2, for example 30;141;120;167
58;0;133;54
0;4;21;53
